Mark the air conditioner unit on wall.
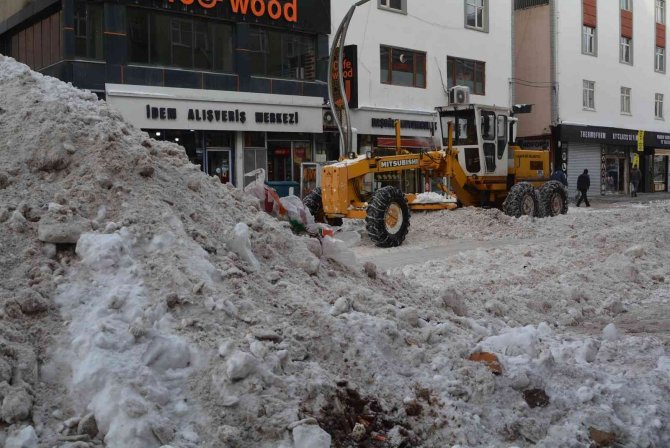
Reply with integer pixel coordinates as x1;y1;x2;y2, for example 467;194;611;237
449;86;471;105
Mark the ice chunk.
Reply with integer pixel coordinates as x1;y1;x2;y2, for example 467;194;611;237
142;337;192;372
226;351;257;381
4;426;38;448
292;424;332;448
228;223;260;271
602;323;620;341
478;325;538;358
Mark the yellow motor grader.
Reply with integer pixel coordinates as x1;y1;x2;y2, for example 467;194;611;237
303;102;568;247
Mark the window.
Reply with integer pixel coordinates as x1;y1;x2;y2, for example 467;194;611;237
656;93;664;119
583;80;595;109
620;37;632;63
497;115;508;159
74;0;103;59
249;27;316;80
657;0;666;23
656;46;666;72
620;0;632;11
378;0;406;13
465;0;489;31
582;26;596;55
380;46;426;88
127;9;233;72
621;87;631;114
447;56;485;95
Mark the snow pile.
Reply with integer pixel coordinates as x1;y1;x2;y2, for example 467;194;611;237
1;55;668;448
410;192;456;204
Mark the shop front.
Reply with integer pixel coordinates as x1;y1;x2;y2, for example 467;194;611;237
646;133;670;193
105;84;324;194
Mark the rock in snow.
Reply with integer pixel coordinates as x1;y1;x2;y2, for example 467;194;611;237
292;424;332;448
4;426;38;448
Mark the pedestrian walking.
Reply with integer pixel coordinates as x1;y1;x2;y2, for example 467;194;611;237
551;168;568;187
630;166;641;197
576;169;591;207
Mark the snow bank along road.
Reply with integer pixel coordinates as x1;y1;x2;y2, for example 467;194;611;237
355;203;670;339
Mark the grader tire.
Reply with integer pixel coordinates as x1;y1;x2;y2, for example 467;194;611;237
539;181;568;217
303;188;344;226
366;186;410;247
503;182;540;218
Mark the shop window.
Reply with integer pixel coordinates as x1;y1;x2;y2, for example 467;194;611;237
379;45;426;88
244;132;267;188
620;0;632;11
583;80;595;109
128;8;233;72
620;37;632;64
244;132;266;148
654;155;668;191
656;93;664;119
249;27;316;80
74;0;103;60
447;56;485;95
657;0;666;24
465;0;489;32
582;26;597;56
620;87;631;114
656;47;665;73
378;0;406;13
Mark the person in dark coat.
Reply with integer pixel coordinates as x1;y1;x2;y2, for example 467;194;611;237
630;166;642;197
576;169;591;207
551;168;568;187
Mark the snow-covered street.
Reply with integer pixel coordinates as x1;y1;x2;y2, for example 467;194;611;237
1;55;669;448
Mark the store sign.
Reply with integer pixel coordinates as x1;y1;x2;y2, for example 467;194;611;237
147;0;330;33
648;133;670;148
144;103;304;127
371;118;436;132
331;45;358;109
563;124;642;146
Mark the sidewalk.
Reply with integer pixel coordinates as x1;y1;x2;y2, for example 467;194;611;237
575;191;670;207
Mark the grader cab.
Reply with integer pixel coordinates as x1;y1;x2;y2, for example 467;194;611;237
303;101;568;248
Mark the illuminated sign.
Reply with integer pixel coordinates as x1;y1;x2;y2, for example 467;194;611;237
168;0;297;21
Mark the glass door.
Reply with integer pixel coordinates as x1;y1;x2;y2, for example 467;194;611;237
206;148;233;184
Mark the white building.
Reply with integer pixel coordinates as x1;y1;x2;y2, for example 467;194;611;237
515;0;670;195
330;0;513;172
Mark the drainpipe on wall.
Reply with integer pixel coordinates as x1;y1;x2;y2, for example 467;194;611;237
549;0;559;125
510;0;515;109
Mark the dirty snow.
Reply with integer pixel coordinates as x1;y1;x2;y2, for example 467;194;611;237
0;54;668;448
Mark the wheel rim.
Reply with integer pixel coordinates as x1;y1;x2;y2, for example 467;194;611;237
550;194;562;215
522;195;535;215
384;203;403;234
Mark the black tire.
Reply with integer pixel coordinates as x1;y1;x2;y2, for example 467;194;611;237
303;188;344;227
539;181;568;217
365;186;410;247
503;182;540;218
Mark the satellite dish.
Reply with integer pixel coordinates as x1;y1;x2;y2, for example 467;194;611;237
399;54;407;63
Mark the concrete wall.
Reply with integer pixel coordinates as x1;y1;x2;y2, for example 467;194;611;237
556;0;668;132
0;0;31;22
514;4;552;137
331;0;513;113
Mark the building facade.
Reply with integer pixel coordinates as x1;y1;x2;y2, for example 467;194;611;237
330;0;513;192
515;0;670;196
0;0;334;196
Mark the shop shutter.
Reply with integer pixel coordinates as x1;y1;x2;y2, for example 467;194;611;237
566;143;601;197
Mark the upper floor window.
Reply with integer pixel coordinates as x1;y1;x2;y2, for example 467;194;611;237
378;0;407;13
465;0;489;32
620;36;632;63
249;28;316;80
447;56;485;95
656;93;664;119
74;0;103;60
656;46;666;72
657;0;666;23
380;46;426;88
128;8;233;72
620;0;632;11
582;26;597;55
583;80;595;109
621;87;631;114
